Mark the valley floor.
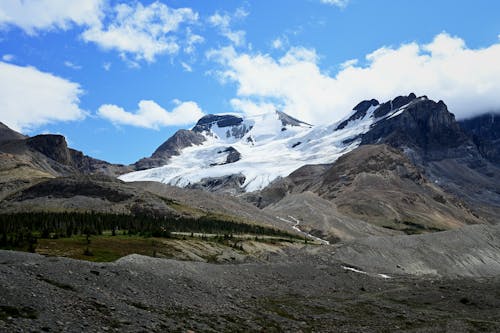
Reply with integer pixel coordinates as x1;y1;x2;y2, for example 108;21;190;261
1;248;500;333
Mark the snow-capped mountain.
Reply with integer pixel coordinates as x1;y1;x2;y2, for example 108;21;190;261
120;94;430;192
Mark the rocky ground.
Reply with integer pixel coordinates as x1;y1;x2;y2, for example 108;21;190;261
2;246;500;333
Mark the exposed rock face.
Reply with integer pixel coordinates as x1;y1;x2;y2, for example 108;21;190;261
460;113;500;166
134;129;206;170
276;110;312;127
0;122;26;143
336;98;380;130
26;135;72;166
193;114;252;140
68;149;130;176
192;114;244;132
372;93;417;118
224;147;241;164
361;97;472;160
187;174;246;195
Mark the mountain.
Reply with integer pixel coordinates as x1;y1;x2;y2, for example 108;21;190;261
259;144;484;238
0;127;133;200
119;94;500;240
121;108;372;192
0;123;293;234
2;93;499;239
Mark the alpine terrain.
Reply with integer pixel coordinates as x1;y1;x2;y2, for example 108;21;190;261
1;94;500;332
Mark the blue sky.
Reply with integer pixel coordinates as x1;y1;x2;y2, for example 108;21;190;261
1;0;500;164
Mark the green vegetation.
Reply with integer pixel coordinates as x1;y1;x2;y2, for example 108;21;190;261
0;212;299;261
382;219;445;235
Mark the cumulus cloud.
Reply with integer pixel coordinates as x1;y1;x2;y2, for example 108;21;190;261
64;61;81;70
98;100;204;130
2;54;14;62
320;0;350;7
208;33;500;124
0;0;103;34
184;28;204;54
0;61;86;132
82;2;198;63
208;8;247;47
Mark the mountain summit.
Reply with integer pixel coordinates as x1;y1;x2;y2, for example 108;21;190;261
122;95;449;192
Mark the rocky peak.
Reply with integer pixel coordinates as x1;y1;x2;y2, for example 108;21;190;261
373;93;418;118
336;99;379;130
26;134;72;166
152;129;206;159
192;114;244;133
0;122;27;143
192;114;252;140
361;97;472;159
134;129;206;170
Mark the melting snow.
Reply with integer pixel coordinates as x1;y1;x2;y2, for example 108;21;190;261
342;266;392;279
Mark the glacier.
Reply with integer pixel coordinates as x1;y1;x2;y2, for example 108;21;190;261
119;102;408;192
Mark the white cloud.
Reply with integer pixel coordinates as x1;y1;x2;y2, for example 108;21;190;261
0;61;86;132
2;54;14;62
208;33;500;124
271;37;289;50
184;28;204;54
340;58;358;69
181;62;193;72
82;2;198;63
98;100;204;130
64;61;81;70
102;62;111;71
320;0;350;7
0;0;103;35
208;9;247;47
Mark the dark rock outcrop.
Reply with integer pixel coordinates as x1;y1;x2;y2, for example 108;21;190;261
192;115;244;132
0;122;26;143
336;99;379;130
26;135;72;166
134;129;206;170
222;147;241;164
361;97;472;160
460;113;500;166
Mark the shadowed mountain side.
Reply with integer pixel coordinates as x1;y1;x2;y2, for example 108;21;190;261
0;124;132;201
334;223;500;278
251;145;484;234
459;113;500;166
424;158;500;222
0;134;131;178
0;122;27;143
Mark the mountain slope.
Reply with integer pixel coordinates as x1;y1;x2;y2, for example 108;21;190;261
459;113;500;165
257;145;483;236
0;122;26;143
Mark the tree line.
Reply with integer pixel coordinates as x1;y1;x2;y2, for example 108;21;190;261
0;212;294;250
